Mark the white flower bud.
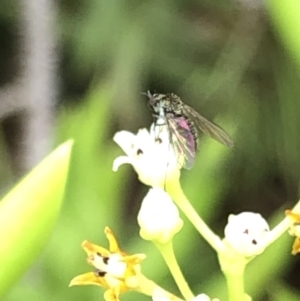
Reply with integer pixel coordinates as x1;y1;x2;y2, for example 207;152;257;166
152;289;220;301
224;212;269;257
138;188;183;244
194;294;220;301
152;288;171;301
113;126;180;188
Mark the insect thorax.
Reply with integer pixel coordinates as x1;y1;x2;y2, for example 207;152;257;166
162;93;184;115
149;93;182;114
163;94;199;150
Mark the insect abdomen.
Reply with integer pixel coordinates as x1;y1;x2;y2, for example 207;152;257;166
186;117;198;151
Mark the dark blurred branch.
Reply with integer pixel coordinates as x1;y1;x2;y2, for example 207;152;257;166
0;82;27;119
19;0;57;172
0;0;57;176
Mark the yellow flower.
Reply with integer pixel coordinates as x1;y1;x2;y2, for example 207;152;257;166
69;227;146;301
285;210;300;255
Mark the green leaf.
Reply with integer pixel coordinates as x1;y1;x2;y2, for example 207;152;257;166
0;140;73;297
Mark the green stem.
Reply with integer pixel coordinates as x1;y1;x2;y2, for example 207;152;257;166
155;241;194;301
166;180;225;253
265;199;300;247
225;273;245;301
218;251;249;301
137;274;184;301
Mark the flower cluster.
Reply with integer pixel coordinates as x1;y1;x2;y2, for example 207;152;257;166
70;114;300;301
113;126;183;244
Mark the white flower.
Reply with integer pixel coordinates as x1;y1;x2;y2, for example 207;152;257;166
152;288;171;301
137;188;183;243
152;288;220;301
193;294;220;301
113;125;180;188
224;212;270;257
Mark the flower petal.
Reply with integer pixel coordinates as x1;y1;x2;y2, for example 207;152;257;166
292;237;300;255
104;287;121;301
82;240;110;257
285;210;300;255
152;288;172;301
105;227;124;254
69;272;107;287
112;156;134;172
113;131;137;155
286;210;300;237
193;294;213;301
113;127;181;188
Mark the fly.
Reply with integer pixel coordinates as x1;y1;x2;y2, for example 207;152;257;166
144;91;234;169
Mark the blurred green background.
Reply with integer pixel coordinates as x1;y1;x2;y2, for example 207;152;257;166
1;0;300;300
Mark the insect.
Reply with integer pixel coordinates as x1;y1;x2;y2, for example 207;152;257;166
145;91;234;169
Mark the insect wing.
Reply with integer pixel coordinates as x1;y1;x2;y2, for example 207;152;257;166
166;116;196;169
183;105;234;148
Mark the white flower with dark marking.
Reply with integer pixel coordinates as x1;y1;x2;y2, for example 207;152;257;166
113;124;180;187
224;212;270;257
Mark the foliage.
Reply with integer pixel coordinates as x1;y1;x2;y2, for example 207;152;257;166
0;141;72;298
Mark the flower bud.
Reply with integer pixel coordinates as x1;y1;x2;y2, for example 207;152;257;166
152;288;220;301
194;294;220;301
138;188;183;244
224;212;269;257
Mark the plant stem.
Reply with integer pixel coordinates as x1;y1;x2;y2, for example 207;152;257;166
225;273;245;301
218;251;249;301
137;274;184;301
155;241;194;301
265;199;300;247
166;179;225;253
